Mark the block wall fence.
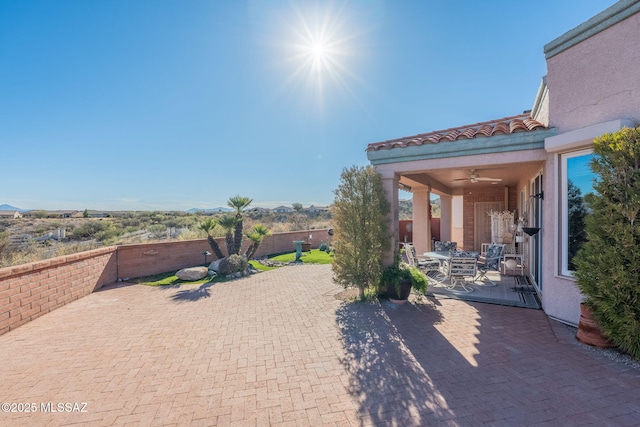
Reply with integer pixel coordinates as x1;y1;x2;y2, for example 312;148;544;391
0;229;331;336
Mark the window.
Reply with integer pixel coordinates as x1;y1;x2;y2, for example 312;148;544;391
561;149;594;275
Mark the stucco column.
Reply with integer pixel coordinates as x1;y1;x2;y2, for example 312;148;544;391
440;194;452;242
412;187;431;255
378;169;399;266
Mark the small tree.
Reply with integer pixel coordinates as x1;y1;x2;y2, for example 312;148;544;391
331;165;391;298
292;203;303;212
573;126;640;359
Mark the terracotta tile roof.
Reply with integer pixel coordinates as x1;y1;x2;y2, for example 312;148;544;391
366;114;548;151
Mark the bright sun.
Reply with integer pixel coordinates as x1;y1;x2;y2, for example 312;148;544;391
282;3;356;105
310;41;327;62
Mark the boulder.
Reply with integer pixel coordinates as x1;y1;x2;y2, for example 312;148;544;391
209;259;223;273
176;266;208;281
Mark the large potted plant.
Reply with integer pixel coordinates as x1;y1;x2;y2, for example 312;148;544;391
382;261;429;304
573;126;640;358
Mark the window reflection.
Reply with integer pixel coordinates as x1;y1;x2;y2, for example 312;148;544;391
566;153;594;270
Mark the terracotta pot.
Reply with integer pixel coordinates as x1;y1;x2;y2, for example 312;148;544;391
387;279;413;304
576;303;615;348
301;243;311;252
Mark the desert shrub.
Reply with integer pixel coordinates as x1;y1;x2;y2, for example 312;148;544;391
71;220;123;243
71;221;109;239
147;224;167;239
0;232;9;257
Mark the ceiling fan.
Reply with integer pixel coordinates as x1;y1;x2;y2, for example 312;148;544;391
453;169;503;184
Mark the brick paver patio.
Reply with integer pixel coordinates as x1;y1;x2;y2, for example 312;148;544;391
1;264;639;426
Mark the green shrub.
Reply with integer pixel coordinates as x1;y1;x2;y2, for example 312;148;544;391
217;254;248;275
573;126;640;359
331;165;390;298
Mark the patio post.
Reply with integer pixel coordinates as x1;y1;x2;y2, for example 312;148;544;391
412;187;431;255
378;169;399;266
440;194;453;242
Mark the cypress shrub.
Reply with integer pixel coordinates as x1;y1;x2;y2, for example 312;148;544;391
573;126;640;359
331;165;391;298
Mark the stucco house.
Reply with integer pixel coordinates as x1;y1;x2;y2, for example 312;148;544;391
0;210;23;219
273;205;294;214
304;205;330;214
367;0;640;326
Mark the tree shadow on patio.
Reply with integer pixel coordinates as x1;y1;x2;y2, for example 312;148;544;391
166;281;217;302
336;298;474;426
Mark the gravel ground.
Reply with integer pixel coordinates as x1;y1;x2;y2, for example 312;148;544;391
565;324;640;371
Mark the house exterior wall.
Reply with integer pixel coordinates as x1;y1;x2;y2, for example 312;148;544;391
546;5;640;132
541;1;640;325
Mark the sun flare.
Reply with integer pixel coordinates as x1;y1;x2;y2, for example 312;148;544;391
279;3;359;107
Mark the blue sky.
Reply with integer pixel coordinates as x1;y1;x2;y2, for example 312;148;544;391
1;0;615;211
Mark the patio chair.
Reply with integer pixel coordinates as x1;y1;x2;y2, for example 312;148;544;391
434;241;457;253
403;244;441;280
475;243;505;286
446;257;477;292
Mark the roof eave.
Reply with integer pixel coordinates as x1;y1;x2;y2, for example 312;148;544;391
544;0;640;59
367;128;558;165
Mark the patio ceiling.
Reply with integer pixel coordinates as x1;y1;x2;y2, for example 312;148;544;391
399;161;545;195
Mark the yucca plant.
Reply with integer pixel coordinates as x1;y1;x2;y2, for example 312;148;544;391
228;195;253;255
573;126;640;359
196;218;225;260
217;214;238;257
245;224;271;259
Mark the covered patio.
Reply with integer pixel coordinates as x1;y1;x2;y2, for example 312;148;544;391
367;113;556;299
425;269;541;310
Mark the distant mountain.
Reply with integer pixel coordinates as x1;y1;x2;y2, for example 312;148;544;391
187;207;234;213
0;204;23;211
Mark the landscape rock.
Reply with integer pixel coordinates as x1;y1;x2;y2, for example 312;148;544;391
176;266;208;281
209;259;223;273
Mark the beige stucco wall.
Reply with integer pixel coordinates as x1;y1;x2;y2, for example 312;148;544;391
542;6;640;325
547;11;640;132
540;155;584;325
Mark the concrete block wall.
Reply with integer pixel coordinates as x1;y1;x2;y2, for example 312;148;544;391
0;247;117;335
116;229;333;279
116;240;213;280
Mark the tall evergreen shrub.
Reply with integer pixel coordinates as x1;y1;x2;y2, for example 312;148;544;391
331;165;391;298
573;126;640;359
